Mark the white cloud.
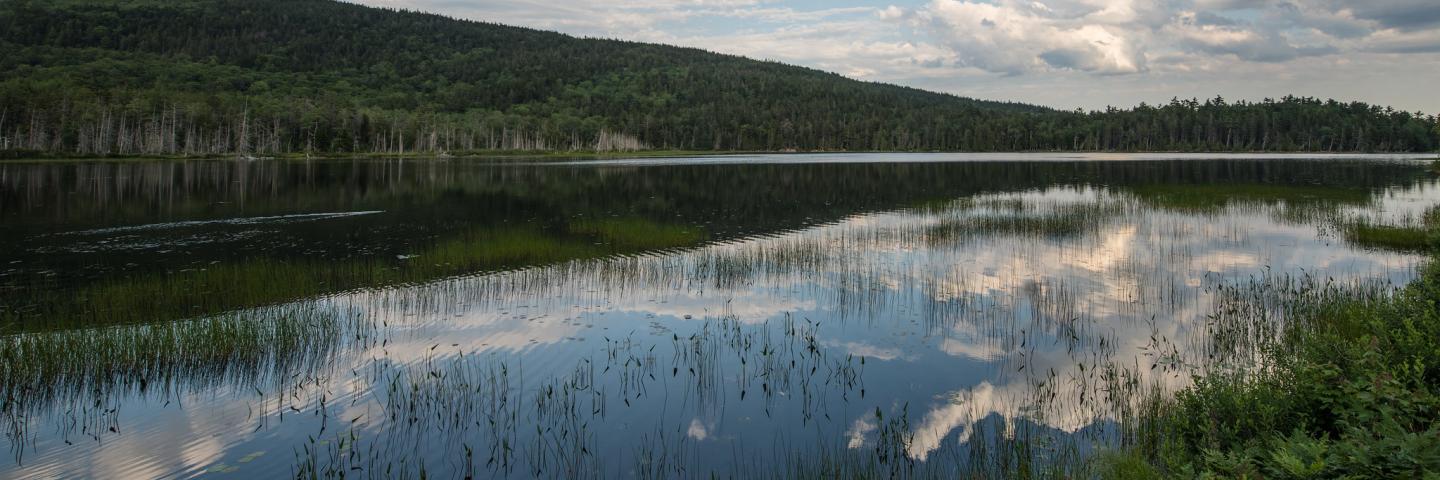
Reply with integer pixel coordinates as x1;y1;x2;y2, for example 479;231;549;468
1364;27;1440;53
915;0;1149;75
846;416;878;449
349;0;1440;112
687;418;710;440
1169;10;1337;62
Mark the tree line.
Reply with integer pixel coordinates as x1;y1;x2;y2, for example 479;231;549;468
1;0;1436;156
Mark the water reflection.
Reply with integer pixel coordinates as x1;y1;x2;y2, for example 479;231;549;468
0;154;1435;478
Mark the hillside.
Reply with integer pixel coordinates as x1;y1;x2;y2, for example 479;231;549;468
0;0;1436;155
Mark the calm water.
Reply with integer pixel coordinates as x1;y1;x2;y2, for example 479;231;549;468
1;153;1436;478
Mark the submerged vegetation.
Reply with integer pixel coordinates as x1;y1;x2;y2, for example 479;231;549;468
1124;184;1372;213
1;219;704;331
1343;222;1433;253
1113;215;1440;477
927;200;1125;242
1;302;376;462
1;0;1437;156
291;313;870;479
1341;208;1440;253
2;157;1439;477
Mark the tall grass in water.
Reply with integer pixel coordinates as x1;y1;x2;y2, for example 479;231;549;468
292;312;863;479
281;194;1155;478
1124;184;1372;213
7;185;1433;478
1;218;704;332
926;200;1127;242
0;302;375;463
1340;207;1440;253
1110;215;1440;478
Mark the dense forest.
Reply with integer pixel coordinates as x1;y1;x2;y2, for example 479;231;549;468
1;0;1436;156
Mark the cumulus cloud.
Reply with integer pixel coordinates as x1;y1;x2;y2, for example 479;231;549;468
1169;10;1337;62
1365;28;1440;53
914;0;1150;75
897;0;1434;74
351;0;1440;112
1333;0;1440;31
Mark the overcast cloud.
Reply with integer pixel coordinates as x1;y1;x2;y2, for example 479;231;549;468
353;0;1440;113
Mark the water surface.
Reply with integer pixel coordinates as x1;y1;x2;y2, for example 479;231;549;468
1;153;1436;478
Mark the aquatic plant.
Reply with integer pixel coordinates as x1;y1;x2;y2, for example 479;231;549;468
2;219;705;332
0;302;376;463
3;160;1436;478
1106;210;1440;478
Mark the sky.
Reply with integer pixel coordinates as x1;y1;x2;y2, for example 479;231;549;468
351;0;1440;113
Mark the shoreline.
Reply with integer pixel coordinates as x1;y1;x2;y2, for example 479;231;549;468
2;149;1437;163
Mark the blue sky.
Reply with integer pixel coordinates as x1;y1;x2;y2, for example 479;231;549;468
353;0;1440;113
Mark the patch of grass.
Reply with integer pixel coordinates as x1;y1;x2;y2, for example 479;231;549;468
1;303;374;456
568;217;706;250
1125;184;1371;213
1342;223;1433;252
1093;451;1163;480
927;202;1121;242
906;196;976;215
1342;208;1440;253
1;219;705;332
1114;208;1440;478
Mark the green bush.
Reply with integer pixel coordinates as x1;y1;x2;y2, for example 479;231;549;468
1113;209;1440;479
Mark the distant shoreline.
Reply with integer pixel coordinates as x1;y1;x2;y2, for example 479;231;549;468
3;149;1437;163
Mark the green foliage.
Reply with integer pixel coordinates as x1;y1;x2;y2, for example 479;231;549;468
1119;208;1440;478
3;219;705;332
1094;452;1164;480
1127;184;1371;212
568;218;706;250
1343;223;1434;252
0;303;368;422
1;0;1437;155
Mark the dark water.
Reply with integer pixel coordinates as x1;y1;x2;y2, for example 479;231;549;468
0;153;1436;478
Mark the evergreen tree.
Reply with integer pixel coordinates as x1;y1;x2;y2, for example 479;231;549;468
1;0;1435;156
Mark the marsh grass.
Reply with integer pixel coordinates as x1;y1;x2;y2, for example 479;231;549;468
1102;212;1440;477
1342;223;1432;252
1122;183;1381;227
6;182;1437;478
280;193;1244;479
715;415;1100;479
2;218;705;332
291;310;864;479
1125;184;1372;212
568;217;706;250
1;302;376;463
1340;208;1440;253
927;201;1125;242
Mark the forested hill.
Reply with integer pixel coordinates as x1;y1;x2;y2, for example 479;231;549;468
1;0;1436;156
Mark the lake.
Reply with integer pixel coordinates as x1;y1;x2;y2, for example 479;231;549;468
1;153;1436;478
